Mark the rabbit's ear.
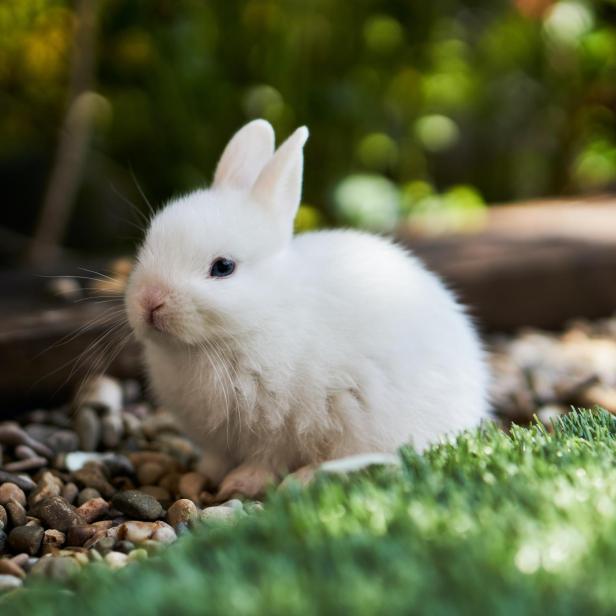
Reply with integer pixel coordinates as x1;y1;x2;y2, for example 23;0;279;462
213;119;275;190
251;126;309;228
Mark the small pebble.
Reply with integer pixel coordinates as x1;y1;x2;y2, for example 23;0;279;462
75;408;101;452
139;485;171;506
31;496;84;532
200;505;237;523
43;529;66;548
166;499;199;528
105;551;128;569
14;445;38;460
8;525;44;555
0;574;22;592
0;505;6;529
114;540;135;554
111;490;163;521
75;498;109;523
0;558;26;579
77;488;102;506
28;471;63;507
0;530;6;553
61;482;79;505
137;462;164;486
178;472;207;502
0;483;26;507
0;472;36;492
46;430;80;454
6;501;27;527
3;457;48;472
73;463;115;498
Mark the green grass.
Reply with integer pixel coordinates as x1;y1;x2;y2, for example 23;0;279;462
5;409;616;615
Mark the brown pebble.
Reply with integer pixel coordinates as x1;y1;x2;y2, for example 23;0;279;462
0;425;53;458
178;472;206;502
139;485;171;506
8;525;44;555
166;499;199;528
73;463;115;498
3;457;48;472
129;451;177;471
75;498;109;523
6;500;27;527
158;472;181;495
28;472;63;507
66;525;99;547
14;445;38;460
61;482;79;505
137;462;165;486
31;496;84;532
43;529;66;548
77;488;102;506
0;472;36;492
0;483;26;507
0;558;26;579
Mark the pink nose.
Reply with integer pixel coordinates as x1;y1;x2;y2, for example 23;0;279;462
140;288;168;329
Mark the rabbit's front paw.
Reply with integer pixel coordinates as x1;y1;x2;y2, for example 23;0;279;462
216;463;277;501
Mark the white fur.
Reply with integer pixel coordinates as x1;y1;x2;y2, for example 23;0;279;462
125;119;490;483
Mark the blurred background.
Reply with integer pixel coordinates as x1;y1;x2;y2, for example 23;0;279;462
2;0;616;265
2;0;616;414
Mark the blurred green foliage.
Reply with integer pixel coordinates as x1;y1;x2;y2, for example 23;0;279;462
1;0;616;258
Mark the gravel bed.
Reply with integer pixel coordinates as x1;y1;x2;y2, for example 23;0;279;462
490;315;616;426
0;376;256;592
2;313;616;592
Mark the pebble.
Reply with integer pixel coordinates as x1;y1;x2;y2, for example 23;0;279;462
0;530;6;553
0;424;53;459
114;540;135;554
31;496;84;532
101;414;124;449
3;457;48;472
102;454;135;478
0;483;26;507
127;548;148;562
200;505;238;523
0;472;36;492
28;471;63;507
158;472;181;494
66;525;99;547
77;488;102;506
61;482;79;505
46;429;80;454
105;551;128;569
111;490;163;521
14;445;38;460
73;463;115;498
81;376;123;415
139;485;171;506
75;407;101;451
166;499;199;528
117;520;176;544
0;559;26;579
75;498;109;523
0;574;22;591
33;555;80;581
6;501;27;527
43;529;66;548
8;525;44;555
178;472;207;502
137;462;164;486
0;505;6;529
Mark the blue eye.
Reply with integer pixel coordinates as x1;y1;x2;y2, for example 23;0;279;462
210;258;236;278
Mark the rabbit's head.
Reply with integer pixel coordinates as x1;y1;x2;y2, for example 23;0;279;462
125;119;309;345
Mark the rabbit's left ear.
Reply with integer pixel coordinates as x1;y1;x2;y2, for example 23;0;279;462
251;126;309;230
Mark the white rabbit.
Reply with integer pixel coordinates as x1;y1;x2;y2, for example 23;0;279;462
125;119;490;499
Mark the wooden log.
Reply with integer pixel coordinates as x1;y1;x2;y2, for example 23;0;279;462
399;196;616;332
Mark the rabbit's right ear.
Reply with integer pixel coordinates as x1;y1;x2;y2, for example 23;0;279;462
212;120;275;191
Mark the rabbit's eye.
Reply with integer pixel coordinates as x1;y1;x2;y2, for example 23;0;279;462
210;257;236;278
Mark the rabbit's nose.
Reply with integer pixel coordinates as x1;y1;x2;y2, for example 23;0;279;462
140;288;168;329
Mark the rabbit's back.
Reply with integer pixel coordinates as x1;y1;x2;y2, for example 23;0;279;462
290;229;490;451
